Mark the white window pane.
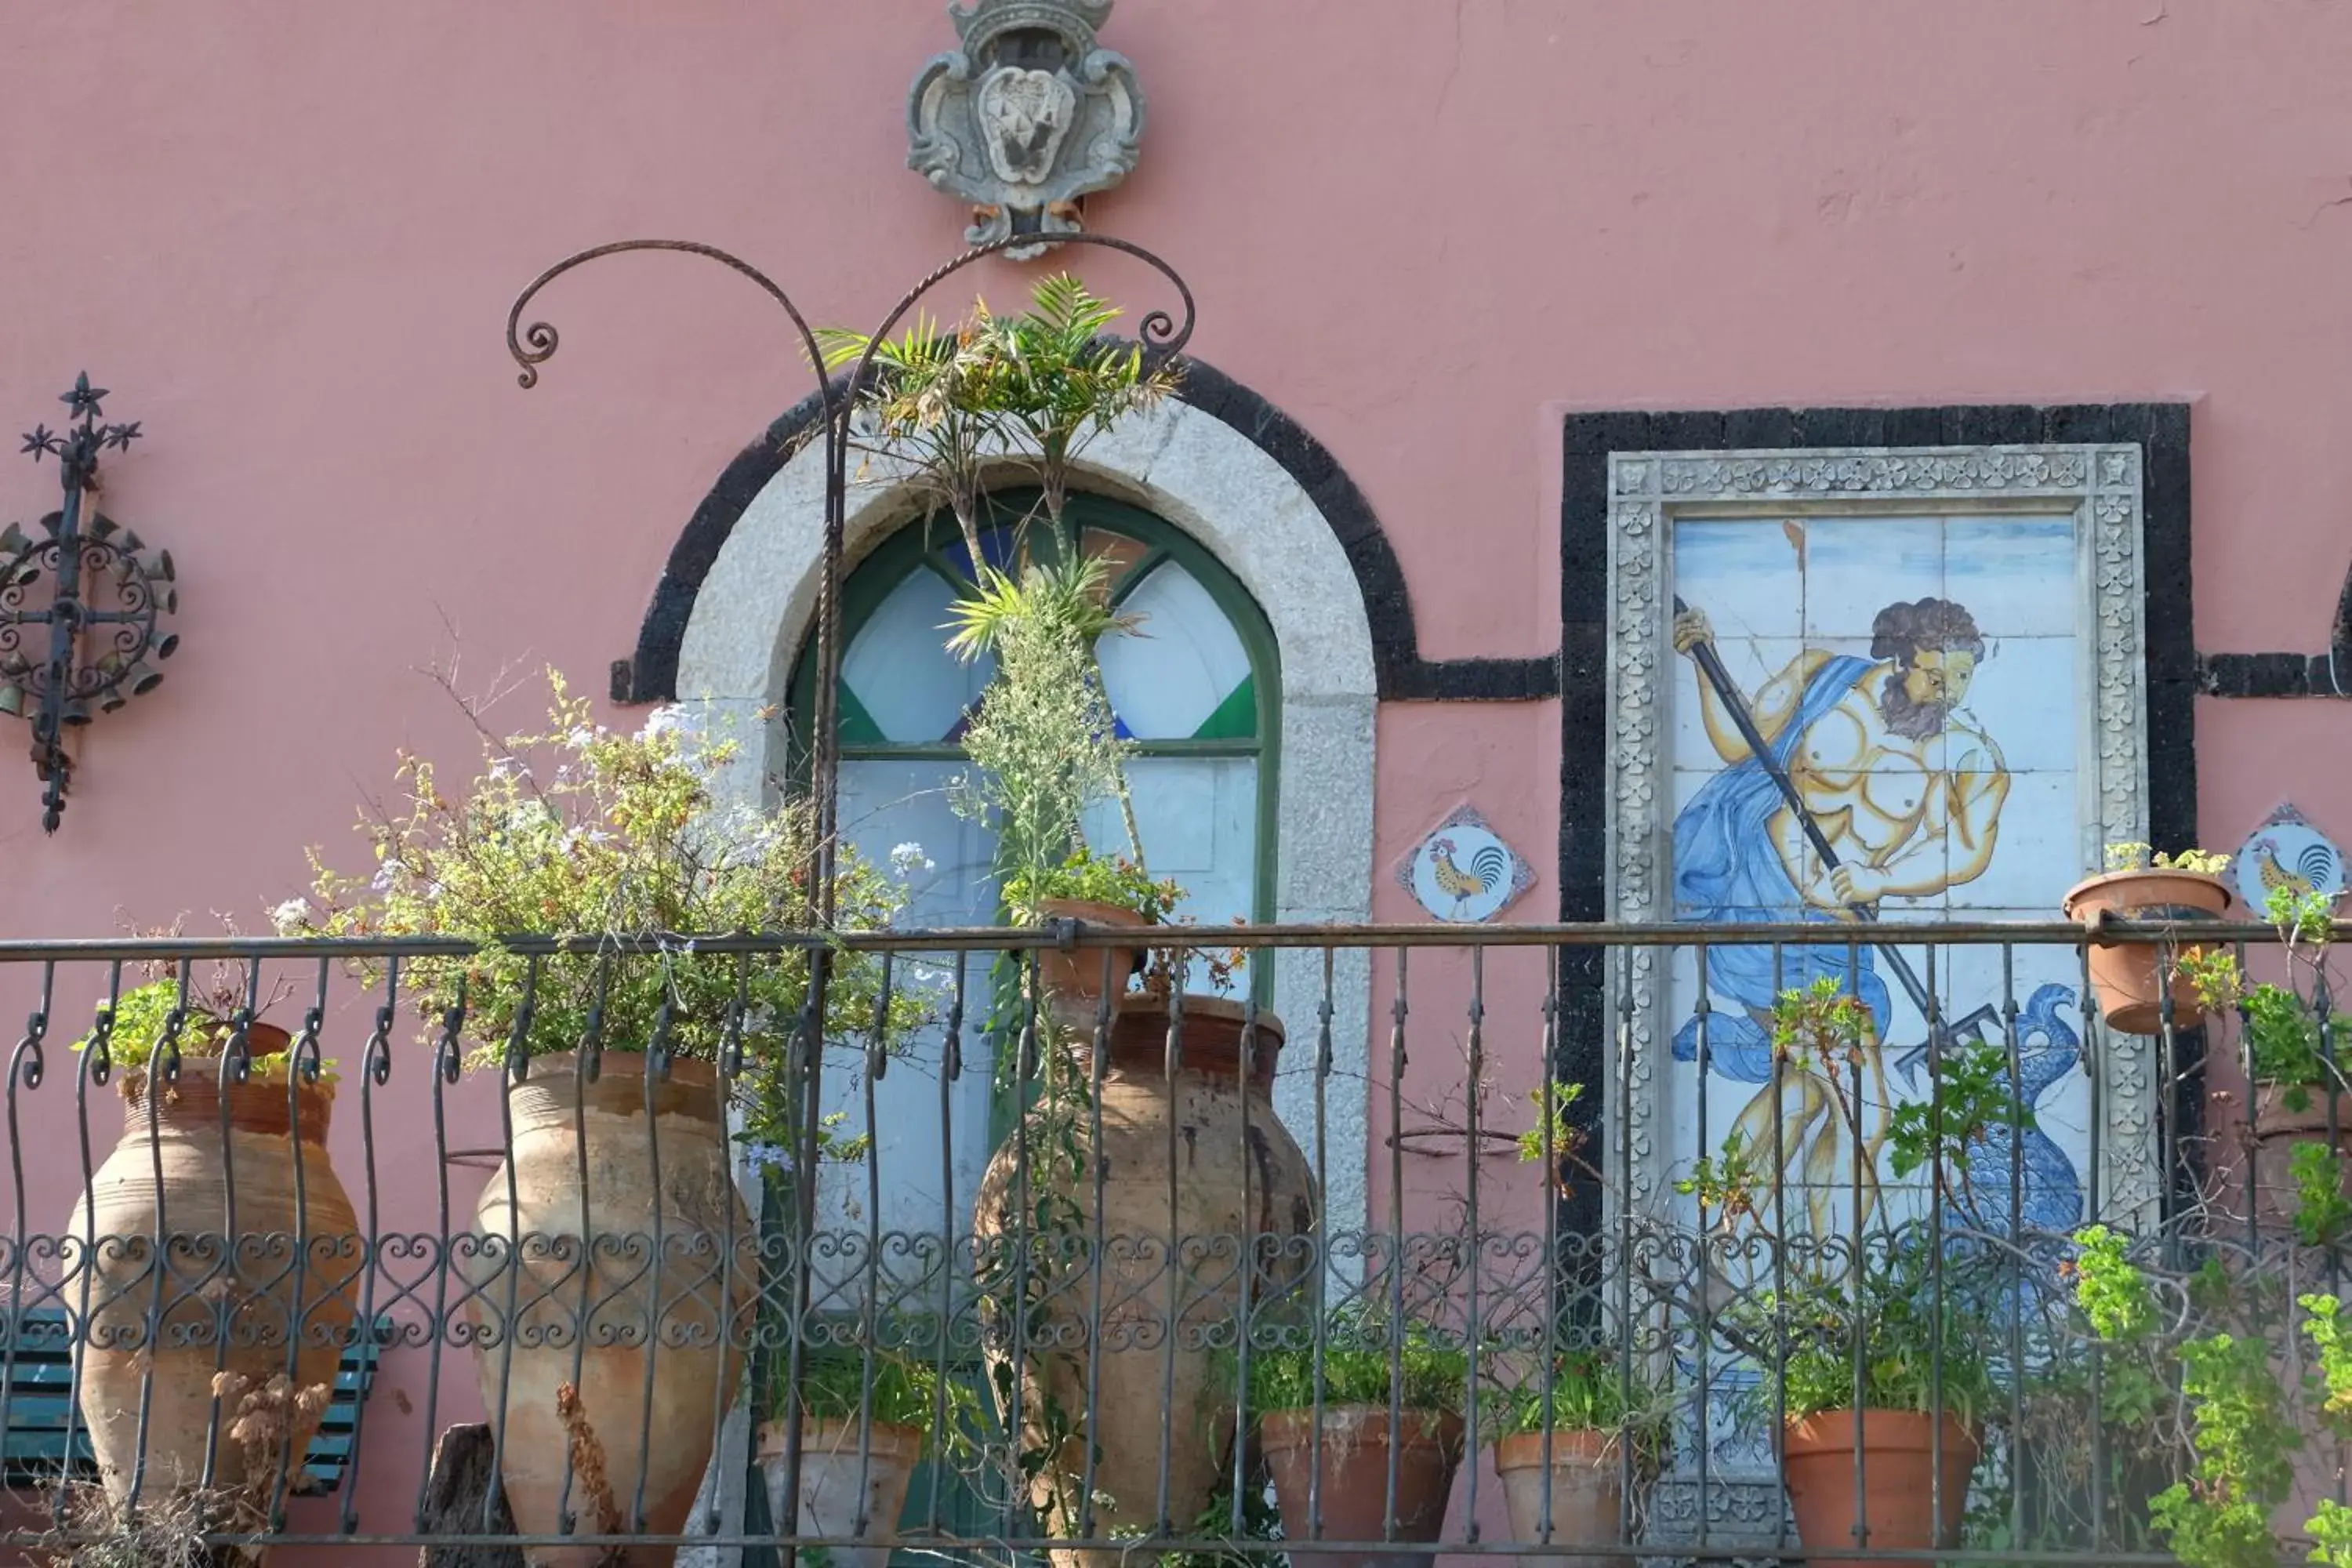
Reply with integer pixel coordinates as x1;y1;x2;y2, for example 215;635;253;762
842;571;994;743
812;761;996;1277
1096;563;1253;740
1082;757;1258;992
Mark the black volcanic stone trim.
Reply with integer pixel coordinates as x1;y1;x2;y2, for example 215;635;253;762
1175;359;1559;702
1557;403;2201;1237
2198;540;2352;695
613;387;833;704
616;358;1559;706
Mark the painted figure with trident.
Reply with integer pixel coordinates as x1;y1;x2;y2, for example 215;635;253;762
1670;594;2013;1236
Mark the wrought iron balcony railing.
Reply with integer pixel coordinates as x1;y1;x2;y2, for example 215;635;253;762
0;919;2334;1567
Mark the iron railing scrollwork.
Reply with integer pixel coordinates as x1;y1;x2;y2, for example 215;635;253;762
0;918;2328;1564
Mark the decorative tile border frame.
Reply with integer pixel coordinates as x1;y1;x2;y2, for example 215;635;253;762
1602;443;2161;1228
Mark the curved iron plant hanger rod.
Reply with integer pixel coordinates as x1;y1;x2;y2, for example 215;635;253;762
503;239;833;405
501;230;1196;905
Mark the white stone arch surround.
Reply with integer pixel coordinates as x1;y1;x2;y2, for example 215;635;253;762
672;397;1378;1246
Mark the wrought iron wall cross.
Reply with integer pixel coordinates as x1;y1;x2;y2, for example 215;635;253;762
3;375;178;833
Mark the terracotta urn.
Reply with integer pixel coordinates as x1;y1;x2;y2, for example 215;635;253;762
66;1035;361;1506
971;996;1317;1568
465;1051;753;1568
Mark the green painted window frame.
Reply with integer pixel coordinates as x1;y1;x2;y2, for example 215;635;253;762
783;488;1283;941
775;491;1283;1555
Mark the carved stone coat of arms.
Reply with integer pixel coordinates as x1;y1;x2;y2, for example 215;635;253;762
907;0;1145;259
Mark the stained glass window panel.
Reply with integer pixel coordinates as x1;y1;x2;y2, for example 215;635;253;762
840;568;994;743
1096;561;1254;740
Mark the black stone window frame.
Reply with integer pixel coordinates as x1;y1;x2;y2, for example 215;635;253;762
1553;404;2200;1246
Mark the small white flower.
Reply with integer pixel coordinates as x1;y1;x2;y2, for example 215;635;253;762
268;898;310;934
564;726;596;748
370;860;403;892
890;841;935;876
638;706;684;742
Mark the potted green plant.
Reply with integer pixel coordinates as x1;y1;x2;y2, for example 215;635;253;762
946;547;1167;1022
1760;1236;1994;1568
2176;887;2349;1220
2062;844;2235;1033
1683;980;2012;1568
287;673;916;1568
1002;844;1180;1018
1246;1308;1470;1568
826;274;1181;1025
2067;1224;2352;1568
754;1345;958;1568
1486;1348;1665;1568
63;960;358;1510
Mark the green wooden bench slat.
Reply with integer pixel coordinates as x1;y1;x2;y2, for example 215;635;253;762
2;1310;394;1493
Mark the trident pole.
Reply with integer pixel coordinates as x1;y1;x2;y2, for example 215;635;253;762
1671;596;1993;1047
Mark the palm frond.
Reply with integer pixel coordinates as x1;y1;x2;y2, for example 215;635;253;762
939;552;1140;664
1029;273;1123;339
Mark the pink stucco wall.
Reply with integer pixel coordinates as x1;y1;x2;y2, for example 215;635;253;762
5;1;2352;1556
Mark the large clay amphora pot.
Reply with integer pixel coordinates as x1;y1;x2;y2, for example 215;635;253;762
66;1036;361;1505
466;1052;752;1568
1781;1409;1978;1568
972;996;1318;1568
1262;1406;1465;1568
1494;1428;1631;1568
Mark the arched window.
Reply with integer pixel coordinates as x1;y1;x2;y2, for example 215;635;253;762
787;489;1279;1236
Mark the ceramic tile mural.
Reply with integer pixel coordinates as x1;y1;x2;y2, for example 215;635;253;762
1664;511;2089;1470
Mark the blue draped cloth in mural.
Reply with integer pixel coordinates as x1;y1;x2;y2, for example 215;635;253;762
1671;653;1892;1080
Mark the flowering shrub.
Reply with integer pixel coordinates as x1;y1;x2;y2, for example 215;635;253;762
283;672;920;1077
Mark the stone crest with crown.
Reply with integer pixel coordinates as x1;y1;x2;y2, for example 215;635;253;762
907;0;1145;260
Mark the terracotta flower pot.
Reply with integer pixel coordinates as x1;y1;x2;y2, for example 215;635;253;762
756;1417;923;1568
971;996;1316;1568
465;1052;753;1568
1781;1410;1978;1568
65;1036;361;1505
1494;1428;1630;1568
2253;1082;2352;1142
1262;1405;1465;1568
1032;897;1148;1024
2061;868;2233;1033
2251;1083;2352;1223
